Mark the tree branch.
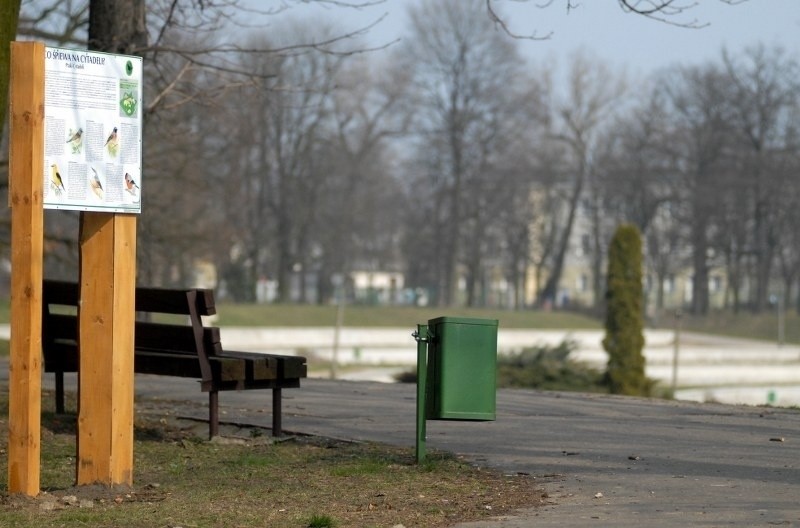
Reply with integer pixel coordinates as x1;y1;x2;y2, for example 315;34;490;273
486;0;552;40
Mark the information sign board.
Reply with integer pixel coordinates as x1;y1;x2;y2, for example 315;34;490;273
43;47;142;213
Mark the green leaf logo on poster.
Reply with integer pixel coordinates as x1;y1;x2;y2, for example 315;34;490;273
120;91;137;117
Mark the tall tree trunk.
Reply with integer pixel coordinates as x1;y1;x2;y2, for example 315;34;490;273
590;192;604;313
88;0;147;55
539;169;584;306
690;214;710;315
751;160;769;313
276;213;293;302
0;0;22;143
443;130;463;307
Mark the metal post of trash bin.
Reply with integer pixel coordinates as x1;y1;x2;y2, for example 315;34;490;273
413;324;429;463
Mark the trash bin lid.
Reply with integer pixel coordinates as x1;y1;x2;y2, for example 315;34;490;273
427;316;498;327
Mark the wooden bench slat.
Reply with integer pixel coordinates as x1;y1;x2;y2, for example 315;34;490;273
43;279;217;317
135;352;204;378
43;316;221;357
42;280;80;307
135;286;216;316
134;321;221;355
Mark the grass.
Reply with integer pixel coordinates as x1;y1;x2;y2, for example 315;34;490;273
0;296;601;329
308;514;337;528
1;292;798;343
0;387;546;528
4;289;796;343
675;309;800;345
214;302;601;329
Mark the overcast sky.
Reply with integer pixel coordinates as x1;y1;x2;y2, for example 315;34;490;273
263;0;800;80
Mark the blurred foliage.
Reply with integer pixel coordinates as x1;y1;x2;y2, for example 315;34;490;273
496;340;607;393
394;340;607;392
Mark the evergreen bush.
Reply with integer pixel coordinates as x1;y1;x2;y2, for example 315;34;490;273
603;223;648;396
496;340;606;392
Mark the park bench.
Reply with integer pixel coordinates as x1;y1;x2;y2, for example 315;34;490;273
41;279;307;439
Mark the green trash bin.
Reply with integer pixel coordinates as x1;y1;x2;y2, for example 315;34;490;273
425;316;498;421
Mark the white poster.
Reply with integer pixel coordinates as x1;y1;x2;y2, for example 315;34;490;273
43;46;142;213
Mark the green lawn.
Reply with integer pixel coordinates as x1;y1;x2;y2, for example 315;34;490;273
677;309;800;345
214;302;601;329
0;298;599;328
1;295;797;344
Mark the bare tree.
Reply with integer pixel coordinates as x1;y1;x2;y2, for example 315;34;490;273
615;0;748;25
401;0;531;306
527;141;570;308
776;172;800;312
721;44;800;312
658;63;734;315
311;55;411;303
487;0;749;38
538;51;625;309
11;1;374;291
496;123;550;309
8;0;783;314
592;86;687;315
211;23;347;302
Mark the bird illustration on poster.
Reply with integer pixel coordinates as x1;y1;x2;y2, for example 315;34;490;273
66;127;83;153
124;172;140;202
90;167;104;199
50;163;66;195
105;126;118;157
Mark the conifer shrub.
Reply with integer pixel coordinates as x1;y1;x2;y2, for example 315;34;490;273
603;223;649;396
496;340;606;392
396;340;607;393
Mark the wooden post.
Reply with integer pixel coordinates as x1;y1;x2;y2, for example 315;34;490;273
77;212;137;485
7;41;45;496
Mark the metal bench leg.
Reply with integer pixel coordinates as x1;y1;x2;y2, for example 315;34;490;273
272;388;282;437
209;390;219;439
55;371;65;413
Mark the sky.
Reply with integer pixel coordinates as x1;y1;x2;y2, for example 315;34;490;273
262;0;800;80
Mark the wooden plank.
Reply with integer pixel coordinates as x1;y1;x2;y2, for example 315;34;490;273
135;287;194;315
42;279;79;306
135;353;203;378
77;213;114;485
137;287;215;316
110;214;136;484
77;212;137;486
134;321;218;355
7;41;45;497
45;279;214;317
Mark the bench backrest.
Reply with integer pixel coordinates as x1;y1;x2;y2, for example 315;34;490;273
42;279;224;382
43;279;216;316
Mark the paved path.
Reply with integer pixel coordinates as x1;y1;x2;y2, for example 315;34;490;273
11;362;800;527
126;374;800;526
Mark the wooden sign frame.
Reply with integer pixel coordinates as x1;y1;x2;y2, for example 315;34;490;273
8;40;45;497
7;41;137;495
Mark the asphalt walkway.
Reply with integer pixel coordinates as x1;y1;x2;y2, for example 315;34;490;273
11;362;800;527
132;373;800;527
